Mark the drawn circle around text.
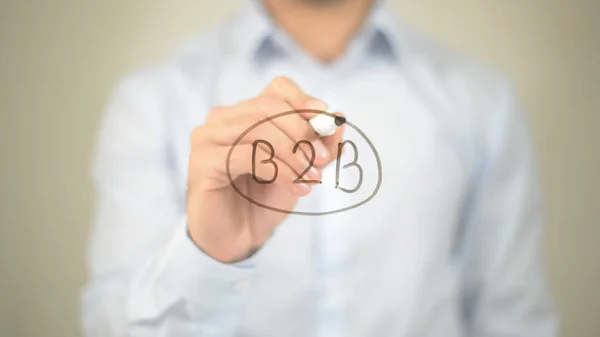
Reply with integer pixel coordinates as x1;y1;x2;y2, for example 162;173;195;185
225;109;382;216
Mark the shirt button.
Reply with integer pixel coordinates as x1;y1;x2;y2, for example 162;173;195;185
233;280;250;293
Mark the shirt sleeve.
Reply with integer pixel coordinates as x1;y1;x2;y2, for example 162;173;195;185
459;80;559;336
80;73;257;337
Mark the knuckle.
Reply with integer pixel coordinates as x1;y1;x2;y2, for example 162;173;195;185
270;76;293;89
254;95;274;107
253;96;277;117
206;105;227;123
190;125;205;144
188;154;206;178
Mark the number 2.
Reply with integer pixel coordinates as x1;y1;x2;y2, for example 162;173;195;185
292;140;320;184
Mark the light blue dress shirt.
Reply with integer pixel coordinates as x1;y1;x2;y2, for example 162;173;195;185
81;1;558;336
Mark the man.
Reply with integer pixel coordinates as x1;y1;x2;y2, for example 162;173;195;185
81;0;558;336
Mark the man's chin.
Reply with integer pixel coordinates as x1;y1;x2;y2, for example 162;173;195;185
295;0;347;6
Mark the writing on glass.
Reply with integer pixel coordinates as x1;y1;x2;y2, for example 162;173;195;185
226;109;382;216
251;138;363;193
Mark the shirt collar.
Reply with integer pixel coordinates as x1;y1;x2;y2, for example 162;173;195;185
231;0;401;65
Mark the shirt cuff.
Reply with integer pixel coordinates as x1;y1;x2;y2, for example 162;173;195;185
185;221;257;269
131;216;260;325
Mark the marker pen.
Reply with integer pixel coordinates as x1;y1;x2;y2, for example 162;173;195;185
309;114;346;137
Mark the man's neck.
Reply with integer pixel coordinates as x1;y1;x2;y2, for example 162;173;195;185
262;0;375;63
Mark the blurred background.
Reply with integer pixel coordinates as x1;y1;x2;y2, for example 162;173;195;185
0;0;598;336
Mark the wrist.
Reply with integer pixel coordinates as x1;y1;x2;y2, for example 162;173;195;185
186;225;251;264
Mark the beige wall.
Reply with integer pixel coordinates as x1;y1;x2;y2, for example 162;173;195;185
0;1;598;336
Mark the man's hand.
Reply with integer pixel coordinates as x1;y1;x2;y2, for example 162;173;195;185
186;77;345;263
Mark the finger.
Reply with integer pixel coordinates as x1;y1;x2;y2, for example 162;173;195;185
261;77;329;121
253;97;332;166
260;76;311;109
202;98;332;167
269;99;332;167
197;111;319;179
190;144;309;195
